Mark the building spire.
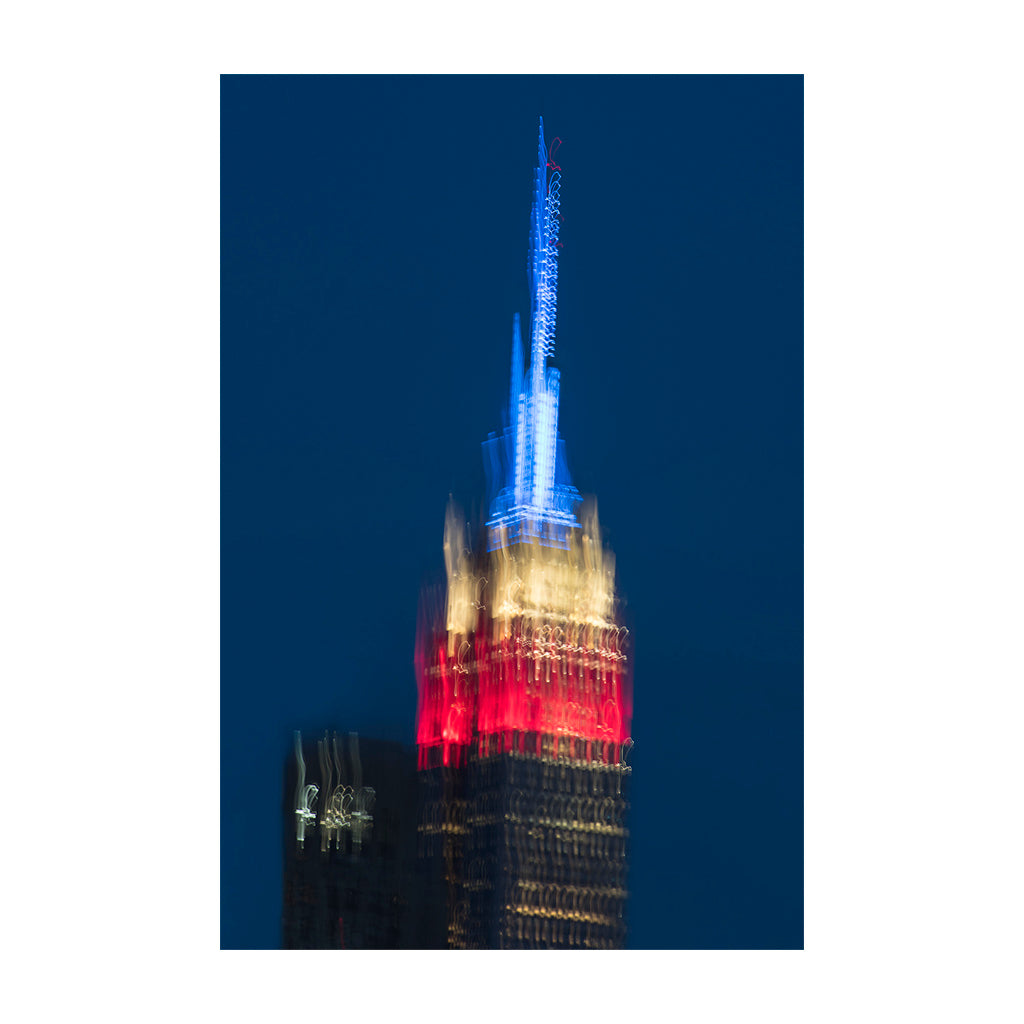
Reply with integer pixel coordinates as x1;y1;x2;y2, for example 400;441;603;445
529;116;560;376
484;119;578;548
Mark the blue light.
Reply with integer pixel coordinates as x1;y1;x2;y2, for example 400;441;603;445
485;118;580;549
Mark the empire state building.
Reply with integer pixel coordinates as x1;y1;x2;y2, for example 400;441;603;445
415;119;633;949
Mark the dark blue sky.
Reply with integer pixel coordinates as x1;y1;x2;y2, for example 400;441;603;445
221;74;802;949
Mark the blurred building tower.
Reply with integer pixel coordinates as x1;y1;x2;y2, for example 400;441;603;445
415;120;633;949
282;731;446;948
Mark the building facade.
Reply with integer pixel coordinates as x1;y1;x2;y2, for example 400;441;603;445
282;731;446;949
415;121;633;949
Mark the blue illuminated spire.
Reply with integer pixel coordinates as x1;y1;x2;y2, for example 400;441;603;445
485;118;580;548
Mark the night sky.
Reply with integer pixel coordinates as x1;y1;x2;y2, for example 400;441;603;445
221;74;803;949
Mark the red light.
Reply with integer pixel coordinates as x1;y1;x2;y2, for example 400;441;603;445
415;618;631;766
547;137;563;172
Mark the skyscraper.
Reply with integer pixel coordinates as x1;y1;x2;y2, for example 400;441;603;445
415;120;633;949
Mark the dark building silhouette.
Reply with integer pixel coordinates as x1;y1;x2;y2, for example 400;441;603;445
282;732;445;949
418;751;630;949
